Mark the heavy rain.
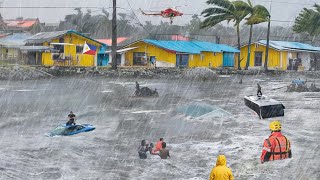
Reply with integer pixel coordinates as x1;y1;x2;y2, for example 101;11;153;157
0;0;320;180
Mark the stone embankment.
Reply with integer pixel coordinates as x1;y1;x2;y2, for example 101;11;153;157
1;65;320;80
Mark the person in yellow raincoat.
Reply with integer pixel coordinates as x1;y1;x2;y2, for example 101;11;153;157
209;155;234;180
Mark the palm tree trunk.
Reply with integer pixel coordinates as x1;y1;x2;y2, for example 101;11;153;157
264;18;270;72
237;24;241;70
245;24;253;70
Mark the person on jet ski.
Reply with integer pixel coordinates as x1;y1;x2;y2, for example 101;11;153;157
66;111;76;126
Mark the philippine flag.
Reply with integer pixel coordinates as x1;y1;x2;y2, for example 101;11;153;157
83;42;97;55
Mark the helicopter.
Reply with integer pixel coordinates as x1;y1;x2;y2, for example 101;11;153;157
140;7;184;24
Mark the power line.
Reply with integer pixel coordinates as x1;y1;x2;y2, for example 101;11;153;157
271;19;295;22
126;0;159;40
0;6;131;11
0;6;104;9
251;0;316;6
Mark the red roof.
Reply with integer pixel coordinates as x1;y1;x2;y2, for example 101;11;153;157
96;37;128;46
4;19;39;28
171;35;189;41
0;33;12;38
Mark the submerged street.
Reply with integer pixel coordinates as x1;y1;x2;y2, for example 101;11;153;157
0;75;319;179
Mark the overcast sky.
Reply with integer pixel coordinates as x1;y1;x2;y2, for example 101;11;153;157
1;0;319;26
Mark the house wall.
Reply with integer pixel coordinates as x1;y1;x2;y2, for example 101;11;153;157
0;47;6;60
298;52;311;70
124;41;225;68
189;52;223;68
240;44;288;70
124;41;176;66
42;33;103;67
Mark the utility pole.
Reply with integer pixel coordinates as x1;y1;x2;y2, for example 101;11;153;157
264;0;272;72
111;0;117;70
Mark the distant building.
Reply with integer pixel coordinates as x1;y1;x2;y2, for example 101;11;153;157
171;35;189;41
240;40;320;71
119;39;239;68
4;18;44;34
43;23;59;32
0;33;31;64
96;37;129;47
23;30;107;66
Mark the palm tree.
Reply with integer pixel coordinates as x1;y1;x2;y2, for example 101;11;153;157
293;4;320;36
244;1;270;70
201;0;251;70
293;4;320;70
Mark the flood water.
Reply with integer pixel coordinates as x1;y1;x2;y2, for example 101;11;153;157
0;75;319;180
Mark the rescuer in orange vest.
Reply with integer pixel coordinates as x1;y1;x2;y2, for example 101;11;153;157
260;120;292;163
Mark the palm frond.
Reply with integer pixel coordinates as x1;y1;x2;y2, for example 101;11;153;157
201;7;230;17
200;14;232;28
206;0;235;12
293;4;320;35
246;5;270;25
232;1;251;21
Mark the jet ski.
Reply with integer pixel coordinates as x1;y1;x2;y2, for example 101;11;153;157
292;79;306;85
244;95;285;119
47;123;95;137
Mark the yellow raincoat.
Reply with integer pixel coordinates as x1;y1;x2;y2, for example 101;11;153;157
209;155;234;180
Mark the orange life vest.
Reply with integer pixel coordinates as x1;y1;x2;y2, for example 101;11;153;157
265;133;291;161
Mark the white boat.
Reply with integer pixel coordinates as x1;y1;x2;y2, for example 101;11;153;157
244;95;285;119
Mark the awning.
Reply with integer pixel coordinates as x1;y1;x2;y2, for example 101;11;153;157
20;46;51;52
50;43;75;46
105;47;137;53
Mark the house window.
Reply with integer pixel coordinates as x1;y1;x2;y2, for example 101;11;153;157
52;44;64;53
200;54;204;60
76;45;83;54
213;52;216;56
133;52;146;65
52;53;62;60
254;51;263;66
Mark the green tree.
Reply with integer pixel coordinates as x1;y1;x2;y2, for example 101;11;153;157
201;0;251;70
244;1;270;70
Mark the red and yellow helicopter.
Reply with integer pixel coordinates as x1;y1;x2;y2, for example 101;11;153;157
140;7;184;24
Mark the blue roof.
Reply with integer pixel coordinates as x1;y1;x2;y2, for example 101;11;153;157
258;40;320;52
143;39;239;54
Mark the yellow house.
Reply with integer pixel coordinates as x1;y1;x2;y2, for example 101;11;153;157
23;30;107;66
120;39;239;68
240;40;320;71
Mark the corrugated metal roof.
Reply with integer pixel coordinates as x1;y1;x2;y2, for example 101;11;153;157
26;30;107;46
258;40;320;52
26;30;68;43
143;39;239;54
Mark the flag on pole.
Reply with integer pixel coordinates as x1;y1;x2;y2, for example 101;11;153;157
83;42;97;55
